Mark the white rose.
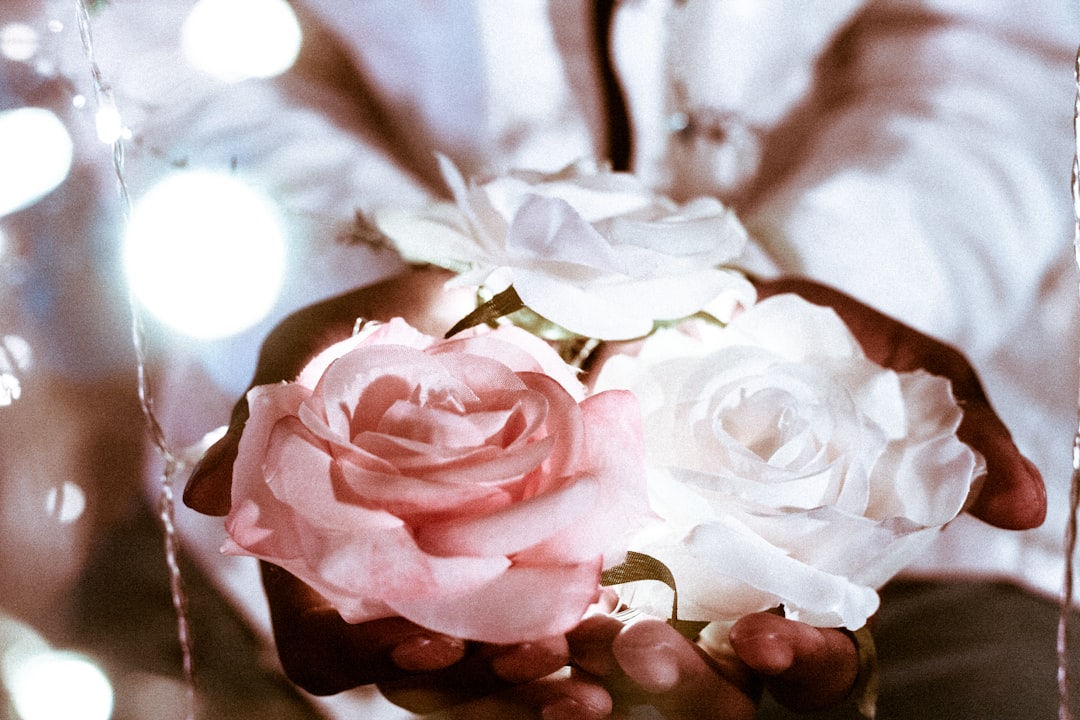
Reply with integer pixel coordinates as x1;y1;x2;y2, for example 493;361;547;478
595;294;983;629
376;156;754;340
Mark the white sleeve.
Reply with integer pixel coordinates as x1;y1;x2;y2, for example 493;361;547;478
743;2;1078;363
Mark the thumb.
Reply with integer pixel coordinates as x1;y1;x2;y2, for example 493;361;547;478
182;398;248;515
729;613;859;713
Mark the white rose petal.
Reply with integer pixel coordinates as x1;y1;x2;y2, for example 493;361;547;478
596;294;983;630
376;156;754;340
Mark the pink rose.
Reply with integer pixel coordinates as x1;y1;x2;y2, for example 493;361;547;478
223;318;650;644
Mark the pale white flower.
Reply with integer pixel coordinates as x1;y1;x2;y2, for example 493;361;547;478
594;294;983;629
376;156;755;340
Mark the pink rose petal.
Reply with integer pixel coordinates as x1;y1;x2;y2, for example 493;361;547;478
387;558;605;644
225;318;650;644
415;477;599;558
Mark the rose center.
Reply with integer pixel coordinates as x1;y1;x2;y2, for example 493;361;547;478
718;387;821;464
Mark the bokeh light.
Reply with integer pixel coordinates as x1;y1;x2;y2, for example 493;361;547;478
123;171;287;339
0;374;20;406
7;650;114;720
1;614;114;720
0;23;39;62
180;0;302;82
1;334;33;373
0;108;74;218
93;103;124;145
0;335;32;407
44;481;87;525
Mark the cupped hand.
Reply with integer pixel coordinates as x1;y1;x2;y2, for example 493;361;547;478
261;561;577;706
755;277;1046;531
561;611;858;719
181;270;1040;712
182;268;573;700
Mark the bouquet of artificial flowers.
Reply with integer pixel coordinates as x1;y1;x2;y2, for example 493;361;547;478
220;157;981;663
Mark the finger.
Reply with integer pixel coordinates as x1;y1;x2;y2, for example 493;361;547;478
757;277;1046;530
567;614;624;677
729;613;857;713
438;672;614;720
380;636;571;713
612;619;758;719
483;635;571;683
183;399;248;515
260;563;466;695
957;399;1046;529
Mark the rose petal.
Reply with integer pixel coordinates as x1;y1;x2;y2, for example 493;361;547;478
515;267;656;340
374;203;483;273
298;318;433;388
415;476;599;558
388;559;604;644
735;505;937;586
333;471;512;522
315;345;478;440
507;194;627;273
587;268;758;327
724;294;864;361
683;520;881;629
608;204;746;261
531;389;653;567
439;328;585;399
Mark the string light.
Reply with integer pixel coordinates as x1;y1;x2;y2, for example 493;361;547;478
93;102;125;145
0;108;74;218
123;170;287;339
180;0;302;82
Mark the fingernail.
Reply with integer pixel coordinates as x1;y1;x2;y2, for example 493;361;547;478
490;644;542;682
390;634;466;672
642;650;680;692
742;632;795;675
614;624;681;692
570;634;617;677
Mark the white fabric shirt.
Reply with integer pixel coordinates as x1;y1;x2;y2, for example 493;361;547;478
90;0;1080;715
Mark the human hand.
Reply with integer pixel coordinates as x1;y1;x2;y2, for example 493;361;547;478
183;267;577;701
375;609;860;719
555;610;858;719
755;277;1046;531
551;277;1045;718
261;561;573;701
183;271;1036;713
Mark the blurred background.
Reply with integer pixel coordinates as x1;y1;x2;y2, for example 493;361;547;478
0;1;331;718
